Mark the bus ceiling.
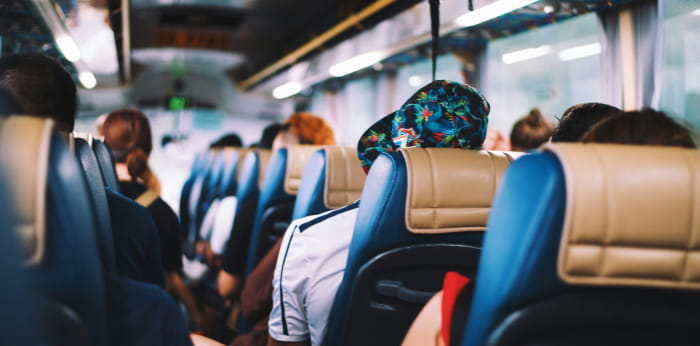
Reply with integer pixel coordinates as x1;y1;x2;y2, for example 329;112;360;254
5;0;639;95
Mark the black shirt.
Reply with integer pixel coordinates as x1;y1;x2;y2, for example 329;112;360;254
120;181;184;273
106;188;166;287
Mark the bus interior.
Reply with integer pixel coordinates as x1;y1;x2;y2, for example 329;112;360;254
1;0;700;345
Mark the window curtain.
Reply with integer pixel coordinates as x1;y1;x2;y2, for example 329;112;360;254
598;9;623;109
598;0;663;109
633;0;664;109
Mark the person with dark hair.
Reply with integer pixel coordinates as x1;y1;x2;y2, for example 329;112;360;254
0;53;195;346
0;86;22;117
103;108;204;328
0;53;76;132
581;108;697;148
509;108;553;151
210;133;243;148
551;102;621;142
259;123;283;149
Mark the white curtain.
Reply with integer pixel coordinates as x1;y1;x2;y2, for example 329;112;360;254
598;9;624;109
633;0;664;109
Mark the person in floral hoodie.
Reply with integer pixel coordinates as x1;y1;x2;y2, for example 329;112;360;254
267;80;490;346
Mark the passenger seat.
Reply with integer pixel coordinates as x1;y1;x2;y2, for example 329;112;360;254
461;143;700;346
0;116;109;346
243;145;322;276
292;146;365;220
324;147;521;346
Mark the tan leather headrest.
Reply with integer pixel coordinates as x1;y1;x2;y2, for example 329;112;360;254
283;145;324;195
323;146;366;209
403;148;522;234
256;149;272;189
0;116;51;265
546;143;700;290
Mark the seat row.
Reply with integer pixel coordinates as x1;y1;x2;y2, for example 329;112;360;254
186;138;700;346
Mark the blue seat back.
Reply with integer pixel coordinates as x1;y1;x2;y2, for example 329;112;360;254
244;145;321;276
181;150;215;244
75;137;116;272
463;144;700;346
92;138;120;192
0;117;109;346
0;170;40;345
221;149;272;277
325;148;519;345
217;148;248;198
292;146;365;220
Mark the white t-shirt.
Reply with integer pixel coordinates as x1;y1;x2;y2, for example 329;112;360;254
269;202;359;345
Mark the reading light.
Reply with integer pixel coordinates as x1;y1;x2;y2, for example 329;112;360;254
455;0;539;27
502;45;552;64
273;82;303;99
329;51;384;77
558;43;601;62
79;71;97;89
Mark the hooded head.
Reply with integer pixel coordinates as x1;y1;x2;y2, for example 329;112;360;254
357;80;490;173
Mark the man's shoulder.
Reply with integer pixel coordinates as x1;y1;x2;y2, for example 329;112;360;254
294;201;360;234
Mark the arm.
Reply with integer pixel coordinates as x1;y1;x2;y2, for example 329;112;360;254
402;291;444;346
267;337;310;346
268;223;312;344
217;270;242;299
191;334;226;346
166;271;203;327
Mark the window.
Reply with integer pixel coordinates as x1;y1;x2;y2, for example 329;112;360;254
658;0;700;131
484;13;601;133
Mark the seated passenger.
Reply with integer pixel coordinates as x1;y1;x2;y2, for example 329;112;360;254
0;52;192;346
218;112;335;299
210;133;244;148
402;107;694;346
581;108;697;148
509;108;553;151
219;113;335;346
550;102;621;142
268;80;489;346
254;123;283;149
0;86;22;116
103;108;203;327
482;127;510;151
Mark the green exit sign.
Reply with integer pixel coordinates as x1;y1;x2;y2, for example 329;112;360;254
169;96;187;110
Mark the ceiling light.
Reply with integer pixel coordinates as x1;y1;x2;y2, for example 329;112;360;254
79;71;97;89
455;0;539;28
55;34;81;62
408;75;424;87
272;82;302;99
502;45;552;64
558;42;601;62
693;8;700;15
329;51;384;77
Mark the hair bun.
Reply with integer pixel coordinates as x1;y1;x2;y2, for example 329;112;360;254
126;148;149;181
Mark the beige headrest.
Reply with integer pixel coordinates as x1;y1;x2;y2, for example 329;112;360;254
0;116;51;265
256;149;272;189
547;143;700;290
323;146;366;209
283;145;324;195
403;148;522;234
